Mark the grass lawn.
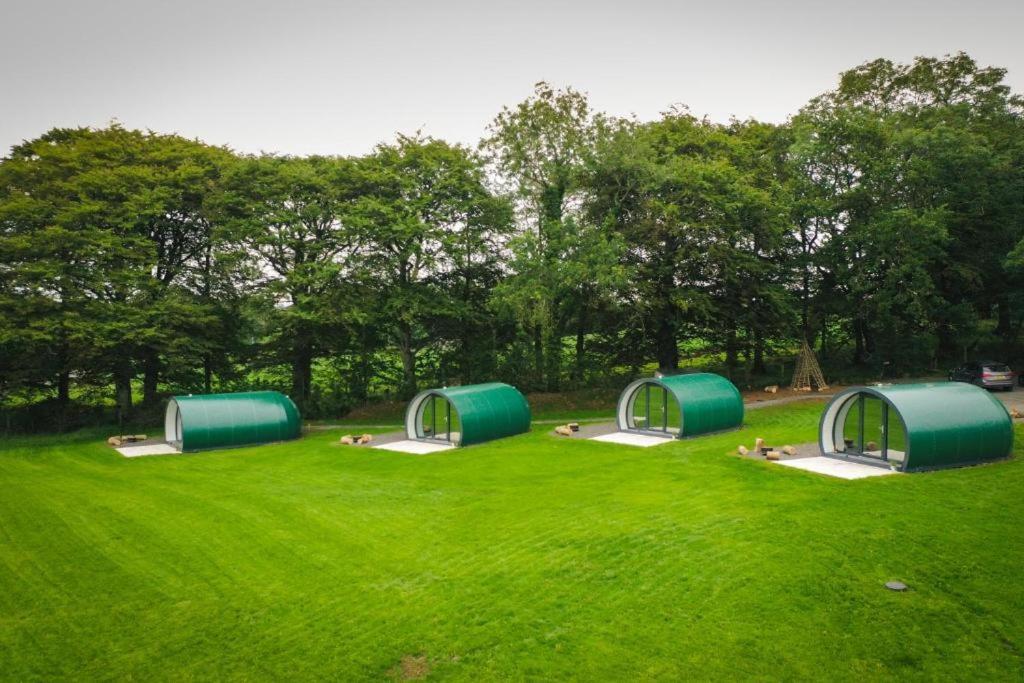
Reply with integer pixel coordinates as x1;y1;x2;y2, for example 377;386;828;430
2;401;1023;680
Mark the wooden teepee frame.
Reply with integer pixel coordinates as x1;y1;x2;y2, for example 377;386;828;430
790;339;829;392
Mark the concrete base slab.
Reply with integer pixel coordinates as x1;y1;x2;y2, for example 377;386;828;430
589;432;673;448
372;439;456;455
116;443;180;458
774;456;900;480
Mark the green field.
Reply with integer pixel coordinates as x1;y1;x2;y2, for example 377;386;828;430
2;401;1023;680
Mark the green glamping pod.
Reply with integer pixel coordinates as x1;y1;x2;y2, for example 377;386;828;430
819;382;1012;471
616;373;743;438
164;391;301;452
405;382;531;447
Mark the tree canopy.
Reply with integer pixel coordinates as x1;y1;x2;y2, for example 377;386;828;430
2;52;1022;430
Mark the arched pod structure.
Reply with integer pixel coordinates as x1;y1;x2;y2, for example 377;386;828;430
405;382;531;447
819;383;1012;471
165;391;301;452
616;373;743;438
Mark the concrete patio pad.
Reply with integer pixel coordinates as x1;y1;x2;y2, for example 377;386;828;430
116;443;180;458
372;439;456;454
589;432;674;448
774;456;900;480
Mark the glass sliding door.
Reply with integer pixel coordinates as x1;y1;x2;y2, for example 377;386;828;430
836;395;905;465
417;395;458;442
631;383;670;433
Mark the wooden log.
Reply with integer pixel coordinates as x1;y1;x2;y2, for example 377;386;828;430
340;435;354;445
766;450;781;461
782;445;797;456
554;425;573;437
737;445;749;455
107;436;122;447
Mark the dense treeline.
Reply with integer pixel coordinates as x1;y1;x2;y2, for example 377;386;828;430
2;53;1023;428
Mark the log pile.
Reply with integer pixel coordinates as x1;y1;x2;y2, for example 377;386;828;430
736;437;795;460
106;434;148;447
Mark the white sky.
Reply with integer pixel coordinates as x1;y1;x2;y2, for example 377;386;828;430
2;0;1021;156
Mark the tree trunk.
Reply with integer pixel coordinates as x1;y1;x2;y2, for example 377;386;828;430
396;322;417;400
996;296;1013;353
203;356;213;394
56;335;70;406
752;334;766;375
55;370;71;433
533;324;544;390
655;318;678;373
852;318;865;365
798;219;812;340
801;268;811;340
352;346;371;403
142;349;160;405
725;329;739;379
863;321;876;356
544;327;561;393
935;322;956;364
57;371;70;405
573;312;586;386
291;334;314;409
819;318;828;362
114;363;133;416
852;317;876;365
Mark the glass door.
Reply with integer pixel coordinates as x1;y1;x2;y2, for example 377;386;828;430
632;383;669;433
418;395;455;442
838;395;906;465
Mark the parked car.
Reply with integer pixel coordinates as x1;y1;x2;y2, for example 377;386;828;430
949;360;1015;391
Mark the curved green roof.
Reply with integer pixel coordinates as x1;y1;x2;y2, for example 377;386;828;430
165;391;301;452
617;373;744;438
405;382;531;447
820;383;1012;471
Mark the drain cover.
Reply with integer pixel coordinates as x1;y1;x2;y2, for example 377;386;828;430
885;581;908;591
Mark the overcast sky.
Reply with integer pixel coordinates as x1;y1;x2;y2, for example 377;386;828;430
2;0;1021;156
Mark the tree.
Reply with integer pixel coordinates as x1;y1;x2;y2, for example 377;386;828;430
0;126;161;417
128;135;238;403
481;82;620;390
791;53;1024;370
585;110;793;376
351;134;510;398
214;154;360;411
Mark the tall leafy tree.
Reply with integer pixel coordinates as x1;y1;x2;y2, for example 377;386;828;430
351;134;510;398
482;82;622;390
125;134;238;403
214;155;361;410
586;111;793;376
791;52;1024;369
0;127;161;416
